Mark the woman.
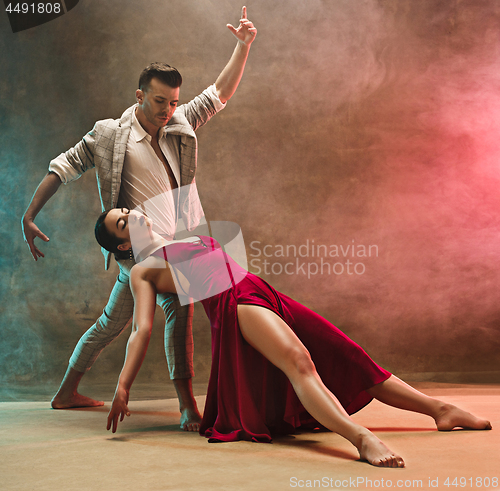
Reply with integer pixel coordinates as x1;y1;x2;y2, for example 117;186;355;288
96;208;491;468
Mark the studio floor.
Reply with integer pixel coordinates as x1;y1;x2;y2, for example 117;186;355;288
1;383;498;491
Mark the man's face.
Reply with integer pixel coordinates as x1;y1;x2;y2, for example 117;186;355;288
136;77;180;130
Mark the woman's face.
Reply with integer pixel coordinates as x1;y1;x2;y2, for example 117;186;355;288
104;208;153;252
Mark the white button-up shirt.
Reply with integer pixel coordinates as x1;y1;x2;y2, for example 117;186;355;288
118;108;181;238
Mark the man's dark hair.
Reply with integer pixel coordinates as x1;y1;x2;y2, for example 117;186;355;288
95;211;130;260
138;63;183;92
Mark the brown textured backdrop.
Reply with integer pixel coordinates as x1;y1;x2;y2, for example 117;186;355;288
1;0;500;395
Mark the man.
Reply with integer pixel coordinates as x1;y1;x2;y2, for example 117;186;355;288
21;7;257;431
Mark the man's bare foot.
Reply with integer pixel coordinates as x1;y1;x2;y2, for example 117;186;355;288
50;367;103;409
357;432;405;468
435;403;492;431
180;407;202;431
51;392;104;409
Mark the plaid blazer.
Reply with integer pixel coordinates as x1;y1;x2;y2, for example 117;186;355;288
51;87;224;269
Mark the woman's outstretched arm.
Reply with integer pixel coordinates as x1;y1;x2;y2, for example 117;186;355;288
107;265;157;433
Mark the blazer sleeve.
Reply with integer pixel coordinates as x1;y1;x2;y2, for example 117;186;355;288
48;126;98;184
178;84;227;132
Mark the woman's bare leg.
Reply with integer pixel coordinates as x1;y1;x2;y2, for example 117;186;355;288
367;376;492;431
237;304;405;468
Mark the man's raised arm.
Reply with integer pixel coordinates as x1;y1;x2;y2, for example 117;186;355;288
215;6;257;104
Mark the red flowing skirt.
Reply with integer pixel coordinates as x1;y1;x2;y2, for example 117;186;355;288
199;273;391;443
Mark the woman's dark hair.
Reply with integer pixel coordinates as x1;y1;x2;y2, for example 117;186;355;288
95;211;130;260
138;63;182;92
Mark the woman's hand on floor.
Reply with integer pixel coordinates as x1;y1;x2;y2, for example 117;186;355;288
107;386;130;433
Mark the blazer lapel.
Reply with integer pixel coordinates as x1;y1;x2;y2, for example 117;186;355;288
165;115;197;188
111;105;135;207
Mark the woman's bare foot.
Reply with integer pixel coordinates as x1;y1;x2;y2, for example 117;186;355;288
435;403;492;431
51;392;104;409
180;407;202;431
357;431;405;468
